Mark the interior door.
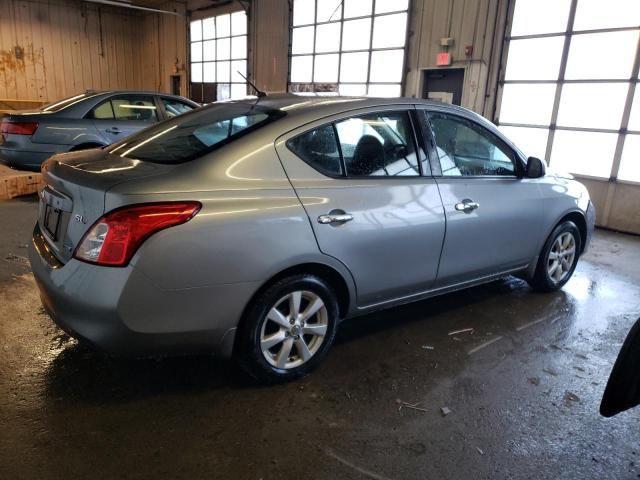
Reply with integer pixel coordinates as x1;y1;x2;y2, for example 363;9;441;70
417;108;544;287
276;107;446;307
89;95;159;144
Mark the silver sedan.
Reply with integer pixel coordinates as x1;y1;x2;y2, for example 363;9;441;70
29;95;595;382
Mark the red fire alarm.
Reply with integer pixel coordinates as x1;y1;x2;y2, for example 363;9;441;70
436;52;452;66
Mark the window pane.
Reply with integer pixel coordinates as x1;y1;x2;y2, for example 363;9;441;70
90;101;114;120
336;111;418;177
340;52;369;82
191;41;202;62
429;112;516;176
314;54;339;82
231;60;247;83
161;99;194;118
342;18;372;51
375;0;409;14
217;61;231;82
628;86;640;132
231;35;246;59
111;97;157;121
217;38;231;60
510;0;571;36
191;62;202;82
372;13;407;49
565;31;639;80
230;83;247;100
202;17;215;39
203;62;215;82
292;26;315;54
216;14;231;37
504;36;564;80
317;0;343;22
217;83;231;101
202;40;215;61
293;0;315;26
344;0;372;18
231;11;247;35
370;50;403;83
499;126;549;160
288;124;343;176
316;23;341;53
618;134;640;182
557;83;628;130
190;20;202;42
550;130;617;177
367;84;401;97
574;0;640;31
291;55;313;82
339;83;367;95
499;83;556;125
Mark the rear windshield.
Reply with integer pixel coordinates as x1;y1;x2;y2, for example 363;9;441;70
42;93;93;113
106;103;285;163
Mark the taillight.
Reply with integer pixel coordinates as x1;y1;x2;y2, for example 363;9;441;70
74;202;201;267
0;120;39;135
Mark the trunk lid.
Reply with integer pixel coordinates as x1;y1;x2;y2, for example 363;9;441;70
38;149;173;263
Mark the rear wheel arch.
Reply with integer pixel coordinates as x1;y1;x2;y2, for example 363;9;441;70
234;262;352;355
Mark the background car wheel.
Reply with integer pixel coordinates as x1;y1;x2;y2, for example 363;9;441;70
236;274;338;383
529;221;581;292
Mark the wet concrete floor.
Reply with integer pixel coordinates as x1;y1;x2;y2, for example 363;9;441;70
1;196;639;479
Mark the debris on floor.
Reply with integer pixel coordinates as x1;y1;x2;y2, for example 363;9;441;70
448;328;474;336
476;447;485;455
421;345;434;350
564;391;580;403
528;377;540;386
396;399;427;414
543;367;559;377
440;406;451;417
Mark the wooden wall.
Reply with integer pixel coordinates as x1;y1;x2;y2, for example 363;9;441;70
0;0;146;106
405;0;509;117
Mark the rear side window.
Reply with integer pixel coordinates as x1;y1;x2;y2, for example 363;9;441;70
108;103;285;163
162;98;195;118
111;96;158;121
91;101;115;119
287;110;420;178
287;125;343;176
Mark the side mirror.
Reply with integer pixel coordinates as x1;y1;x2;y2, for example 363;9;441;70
526;156;546;178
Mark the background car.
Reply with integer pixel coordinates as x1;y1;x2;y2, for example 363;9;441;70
29;95;595;383
0;90;199;171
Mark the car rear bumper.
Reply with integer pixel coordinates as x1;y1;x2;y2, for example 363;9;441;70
0;147;54;170
29;225;252;357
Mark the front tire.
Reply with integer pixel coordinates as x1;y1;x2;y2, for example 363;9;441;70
236;274;338;383
529;221;581;292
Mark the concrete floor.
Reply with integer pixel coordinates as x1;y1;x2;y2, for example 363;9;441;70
1;196;639;480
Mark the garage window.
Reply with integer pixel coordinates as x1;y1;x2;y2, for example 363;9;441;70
288;0;409;96
190;11;248;102
497;0;640;182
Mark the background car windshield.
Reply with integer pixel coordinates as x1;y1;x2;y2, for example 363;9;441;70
108;103;285;163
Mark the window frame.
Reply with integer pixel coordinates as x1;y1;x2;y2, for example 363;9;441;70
85;94;159;122
422;107;526;179
286;107;428;179
287;0;411;96
496;0;640;183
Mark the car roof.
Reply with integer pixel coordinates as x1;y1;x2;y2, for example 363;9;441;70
227;93;474;122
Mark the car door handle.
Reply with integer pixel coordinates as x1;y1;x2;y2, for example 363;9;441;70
454;199;480;213
105;127;121;134
317;212;354;225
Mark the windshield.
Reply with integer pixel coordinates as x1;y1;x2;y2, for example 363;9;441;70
106;103;285;164
41;93;94;113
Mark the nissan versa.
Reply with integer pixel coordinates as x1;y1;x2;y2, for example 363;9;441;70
29;95;595;382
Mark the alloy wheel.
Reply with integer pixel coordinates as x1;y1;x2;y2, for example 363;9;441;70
547;232;576;284
259;290;328;369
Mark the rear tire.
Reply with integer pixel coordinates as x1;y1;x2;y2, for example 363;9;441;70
529;221;581;292
236;274;338;383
